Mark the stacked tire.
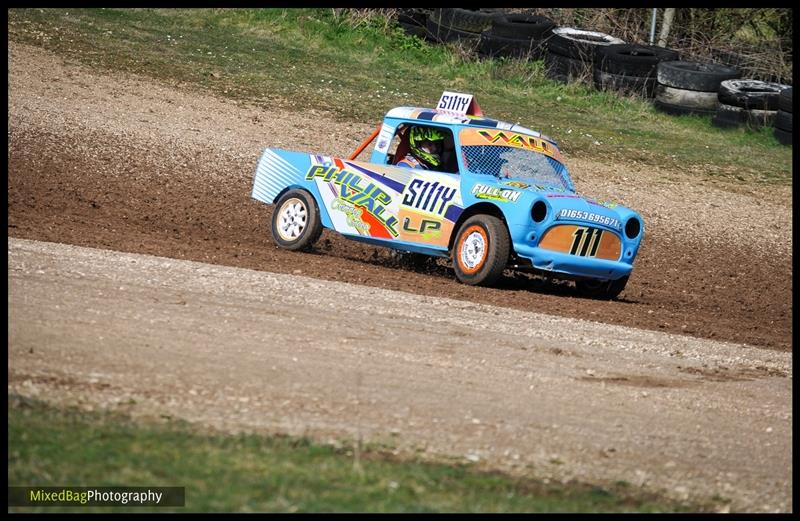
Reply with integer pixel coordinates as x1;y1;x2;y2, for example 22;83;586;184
774;87;792;146
477;13;555;60
396;8;431;39
712;80;790;130
544;27;624;84
593;44;679;98
654;61;740;117
426;8;497;45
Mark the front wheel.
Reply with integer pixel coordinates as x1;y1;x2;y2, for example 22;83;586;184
452;215;510;286
270;189;323;251
575;275;629;300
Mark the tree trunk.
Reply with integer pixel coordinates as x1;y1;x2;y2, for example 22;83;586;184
658;8;676;47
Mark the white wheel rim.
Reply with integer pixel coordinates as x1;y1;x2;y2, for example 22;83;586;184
277;198;307;242
461;231;486;270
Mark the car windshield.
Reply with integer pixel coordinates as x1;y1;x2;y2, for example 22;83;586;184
461;145;572;191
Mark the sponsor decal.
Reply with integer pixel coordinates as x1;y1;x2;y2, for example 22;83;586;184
332;199;370;232
402;179;457;216
557;208;620;230
436;91;474;115
305;165;399;236
402;216;442;240
504;180;530;189
477;130;559;159
375;124;394;153
471;183;520;203
569;226;604;257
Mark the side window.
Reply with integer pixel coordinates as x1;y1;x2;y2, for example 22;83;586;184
440;130;457;174
386;124;410;165
388;123;458;174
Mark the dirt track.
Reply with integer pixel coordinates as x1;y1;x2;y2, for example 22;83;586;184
8;238;793;512
7;42;792;351
6;41;794;511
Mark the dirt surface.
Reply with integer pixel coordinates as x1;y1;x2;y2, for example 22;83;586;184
7;42;792;351
6;41;794;512
8;238;793;512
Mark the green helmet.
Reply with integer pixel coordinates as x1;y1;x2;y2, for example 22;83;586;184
408;126;446;167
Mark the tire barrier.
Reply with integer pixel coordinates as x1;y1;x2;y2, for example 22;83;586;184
712;79;789;130
545;51;589;83
547;27;625;60
477;13;554;60
478;32;544;59
778;86;792;113
593;44;679;98
717;79;789;110
654;61;740;117
593;69;658;98
774;87;792;146
653;84;719;116
426;8;497;44
545;27;624;84
426;16;481;44
595;44;679;77
490;13;555;40
397;8;430;38
656;61;741;92
712;103;748;128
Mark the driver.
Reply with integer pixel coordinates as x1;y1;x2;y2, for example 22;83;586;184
396;126;446;170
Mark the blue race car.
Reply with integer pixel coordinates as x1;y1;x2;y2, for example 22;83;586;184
252;91;644;299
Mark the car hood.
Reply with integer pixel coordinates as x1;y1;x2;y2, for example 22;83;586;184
499;180;639;231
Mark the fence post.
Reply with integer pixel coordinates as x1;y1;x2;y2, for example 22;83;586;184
650;8;657;46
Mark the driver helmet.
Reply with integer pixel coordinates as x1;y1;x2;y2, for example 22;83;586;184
408;126;446;168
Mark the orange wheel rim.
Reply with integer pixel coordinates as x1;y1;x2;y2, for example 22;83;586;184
457;224;488;274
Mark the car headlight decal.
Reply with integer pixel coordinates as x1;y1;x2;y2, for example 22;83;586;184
624;217;641;240
531;200;548;223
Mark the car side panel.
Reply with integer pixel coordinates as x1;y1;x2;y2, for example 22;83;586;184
252;148;465;253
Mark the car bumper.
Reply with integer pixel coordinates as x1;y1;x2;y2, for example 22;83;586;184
513;244;633;281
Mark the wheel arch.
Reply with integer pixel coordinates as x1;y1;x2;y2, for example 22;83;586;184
448;202;510;251
272;184;334;229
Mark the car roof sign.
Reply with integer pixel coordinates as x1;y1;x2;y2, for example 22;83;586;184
436;91;484;117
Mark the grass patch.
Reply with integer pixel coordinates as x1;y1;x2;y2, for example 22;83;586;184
7;8;791;184
8;394;703;513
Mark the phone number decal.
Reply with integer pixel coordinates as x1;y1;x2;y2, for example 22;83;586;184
557;209;620;230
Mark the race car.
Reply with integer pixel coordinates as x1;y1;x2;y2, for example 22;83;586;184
252;91;644;299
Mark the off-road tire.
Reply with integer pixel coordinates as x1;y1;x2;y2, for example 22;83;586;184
452;215;510;286
271;189;323;251
575;275;629;300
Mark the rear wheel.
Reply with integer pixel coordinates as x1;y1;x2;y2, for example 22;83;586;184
271;189;322;251
575;275;629;300
452;215;510;286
